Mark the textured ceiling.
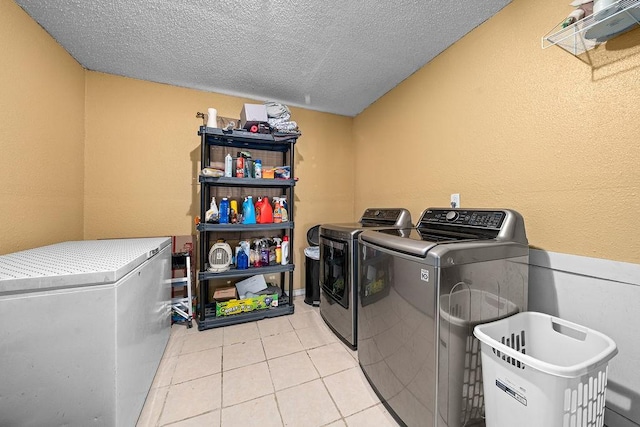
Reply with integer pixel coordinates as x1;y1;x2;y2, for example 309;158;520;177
15;0;511;117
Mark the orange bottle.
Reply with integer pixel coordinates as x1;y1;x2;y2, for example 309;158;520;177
255;196;262;223
259;196;273;223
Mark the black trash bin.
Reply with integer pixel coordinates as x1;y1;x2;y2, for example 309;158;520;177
304;225;321;306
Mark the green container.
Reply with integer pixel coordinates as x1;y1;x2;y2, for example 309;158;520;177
215;293;278;317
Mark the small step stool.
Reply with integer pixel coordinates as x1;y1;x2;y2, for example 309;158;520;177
171;252;193;328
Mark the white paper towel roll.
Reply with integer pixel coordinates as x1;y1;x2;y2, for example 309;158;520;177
206;108;217;128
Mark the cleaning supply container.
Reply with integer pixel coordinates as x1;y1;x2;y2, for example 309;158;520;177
242;196;256;224
281;236;289;265
473;311;618;427
219;197;229;224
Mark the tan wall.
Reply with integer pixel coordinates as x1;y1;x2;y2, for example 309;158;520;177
84;72;353;289
7;0;638;272
353;0;640;264
0;0;85;255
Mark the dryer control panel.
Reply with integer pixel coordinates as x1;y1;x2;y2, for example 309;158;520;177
419;209;505;230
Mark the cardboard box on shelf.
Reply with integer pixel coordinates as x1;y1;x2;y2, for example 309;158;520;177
262;168;275;179
216;293;279;317
234;275;268;299
274;166;290;179
213;285;238;301
240;104;268;127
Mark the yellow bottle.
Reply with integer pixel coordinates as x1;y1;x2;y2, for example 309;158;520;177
230;199;238;223
275;239;282;264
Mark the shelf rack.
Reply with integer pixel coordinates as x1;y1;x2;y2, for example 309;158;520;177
543;0;640;56
199;176;296;187
198;222;295;233
196;126;298;331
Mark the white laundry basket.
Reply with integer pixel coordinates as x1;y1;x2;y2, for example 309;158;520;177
473;311;618;427
438;289;519;426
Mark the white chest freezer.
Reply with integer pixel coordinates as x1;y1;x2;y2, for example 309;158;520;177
0;237;172;427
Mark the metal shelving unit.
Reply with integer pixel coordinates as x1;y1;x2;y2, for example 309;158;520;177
543;0;640;56
196;126;299;331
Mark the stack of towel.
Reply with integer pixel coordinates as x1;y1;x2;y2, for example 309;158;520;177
265;102;300;134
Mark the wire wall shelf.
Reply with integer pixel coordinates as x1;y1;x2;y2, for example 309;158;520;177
543;0;640;56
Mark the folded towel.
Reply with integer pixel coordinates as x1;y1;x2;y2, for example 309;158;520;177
265;101;299;134
269;119;298;133
265;101;291;121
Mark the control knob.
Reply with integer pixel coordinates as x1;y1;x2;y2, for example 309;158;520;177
445;211;459;221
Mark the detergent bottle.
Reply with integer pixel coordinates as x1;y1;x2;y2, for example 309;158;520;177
280;196;289;222
260;196;273;223
281;236;289;265
255;196;262;224
237;247;248;269
273;198;282;223
243;196;256;224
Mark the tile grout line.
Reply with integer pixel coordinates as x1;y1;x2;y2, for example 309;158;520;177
153;299;356;427
263;336;288;427
319;375;348;426
150;387;169;427
161;325;225;424
219;327;226;425
152;331;183;427
321;366;382;423
217;307;338;423
158;372;222;426
160;409;219;427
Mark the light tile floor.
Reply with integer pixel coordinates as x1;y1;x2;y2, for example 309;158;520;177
137;297;400;427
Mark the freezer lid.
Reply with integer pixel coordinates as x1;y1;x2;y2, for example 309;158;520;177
0;237;171;294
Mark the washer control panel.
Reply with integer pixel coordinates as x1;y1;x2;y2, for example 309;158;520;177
362;209;400;221
420;209;505;230
360;208;412;227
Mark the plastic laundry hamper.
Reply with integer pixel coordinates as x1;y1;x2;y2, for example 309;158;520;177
473;311;618;427
438;288;519;426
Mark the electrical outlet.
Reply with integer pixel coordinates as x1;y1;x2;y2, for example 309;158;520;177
450;193;460;208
